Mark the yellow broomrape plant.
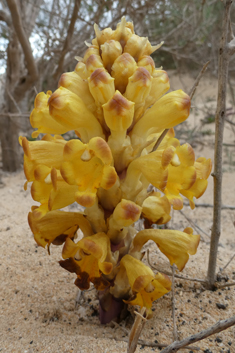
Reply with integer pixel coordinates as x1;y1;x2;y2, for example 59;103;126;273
20;17;212;324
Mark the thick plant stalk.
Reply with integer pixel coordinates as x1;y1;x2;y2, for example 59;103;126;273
207;0;234;288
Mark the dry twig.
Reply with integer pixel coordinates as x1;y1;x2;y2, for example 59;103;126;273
207;0;235;288
160;315;235;353
171;264;178;342
189;61;210;100
127;307;147;353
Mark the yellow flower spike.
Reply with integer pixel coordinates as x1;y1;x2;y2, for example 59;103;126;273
19;136;66;182
48;86;104;142
61;233;114;290
28;210;92;248
58;71;96;114
131;90;190;149
137;55;155;75
101;40;123;72
121;150;168;201
118;255;171;313
142;192;171;225
131;228;200;271
111;53;137;93
29;91;69;138
144;70;170;111
61;137;117;207
124;67;153;124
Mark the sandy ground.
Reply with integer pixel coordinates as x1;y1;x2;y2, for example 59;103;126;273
0;72;235;353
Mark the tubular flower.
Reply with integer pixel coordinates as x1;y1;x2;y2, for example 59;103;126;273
20;17;211;324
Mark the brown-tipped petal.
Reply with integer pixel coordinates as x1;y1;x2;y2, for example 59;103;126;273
195;157;212;179
124;67;152;105
88;68;115;106
111;53;137;93
86;54;104;75
48;87;104;142
101;40;123;72
131;90;191;148
137;55;155;75
29;91;68;137
111;199;142;228
28;210;87;248
132;228;200;271
58;71;96;113
103;91;134;132
120;255;171;310
83;44;100;63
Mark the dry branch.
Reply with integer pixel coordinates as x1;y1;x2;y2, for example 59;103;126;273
53;0;81;79
6;0;38;85
207;0;235;288
184;202;235;209
160;315;235;353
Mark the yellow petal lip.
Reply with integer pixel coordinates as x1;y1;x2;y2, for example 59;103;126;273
88;137;113;164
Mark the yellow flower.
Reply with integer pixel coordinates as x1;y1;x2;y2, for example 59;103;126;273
28;210;92;248
60;232;114;290
131;227;200;271
111;254;171;316
61;137;117;207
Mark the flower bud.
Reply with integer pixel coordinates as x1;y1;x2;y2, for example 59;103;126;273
83;45;100;63
131;90;191;148
48;87;104;142
101;40;122;72
74;62;89;79
124;34;148;61
94;24;113;45
58;71;96;113
86;54;104;76
111;53;137;93
144;70;170;110
103;91;134;132
88;68;115;106
111;17;133;48
137;55;155;75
